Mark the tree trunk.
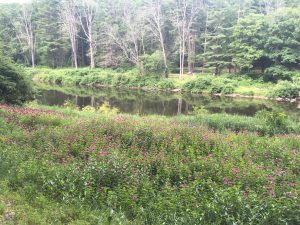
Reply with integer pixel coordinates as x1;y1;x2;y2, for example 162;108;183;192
72;40;78;69
202;10;208;73
159;29;168;78
31;47;35;68
188;32;195;74
89;29;95;68
177;98;182;115
90;41;95;68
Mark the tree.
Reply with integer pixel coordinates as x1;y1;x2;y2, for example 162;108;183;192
104;0;146;67
4;2;38;68
60;0;79;68
172;0;202;79
230;13;267;71
145;0;169;77
76;0;99;68
0;54;33;104
265;8;300;70
201;1;233;75
0;5;26;63
36;0;69;67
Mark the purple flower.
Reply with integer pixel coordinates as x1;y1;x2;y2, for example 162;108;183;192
268;175;274;181
289;182;296;187
232;167;241;174
224;177;230;185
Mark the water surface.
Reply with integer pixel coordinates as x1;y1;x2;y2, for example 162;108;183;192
35;85;300;119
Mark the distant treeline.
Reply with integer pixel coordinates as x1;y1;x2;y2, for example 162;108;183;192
0;0;299;78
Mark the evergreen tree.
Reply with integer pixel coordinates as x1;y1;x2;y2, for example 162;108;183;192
36;0;69;67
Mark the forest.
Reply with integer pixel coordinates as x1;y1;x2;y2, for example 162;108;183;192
0;0;300;224
0;0;300;79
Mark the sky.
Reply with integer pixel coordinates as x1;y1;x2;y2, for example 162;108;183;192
0;0;31;3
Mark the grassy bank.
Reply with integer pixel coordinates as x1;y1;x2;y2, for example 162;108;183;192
27;67;300;99
0;104;299;224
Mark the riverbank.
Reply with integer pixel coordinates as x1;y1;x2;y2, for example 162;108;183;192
34;82;300;121
27;68;300;102
0;104;299;224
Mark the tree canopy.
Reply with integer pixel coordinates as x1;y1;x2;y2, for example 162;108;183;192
0;0;299;78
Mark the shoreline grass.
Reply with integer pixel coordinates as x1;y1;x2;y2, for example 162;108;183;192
27;67;284;100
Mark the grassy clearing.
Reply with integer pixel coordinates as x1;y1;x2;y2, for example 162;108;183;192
0;104;299;224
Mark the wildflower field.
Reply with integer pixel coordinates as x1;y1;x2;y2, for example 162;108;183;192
0;104;299;224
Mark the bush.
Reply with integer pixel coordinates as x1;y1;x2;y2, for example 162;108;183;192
193;106;208;119
269;81;299;99
183;77;212;93
63;100;79;110
97;101;119;116
264;66;292;82
112;74;131;87
139;51;165;76
222;84;235;94
0;56;33;104
156;79;175;90
255;110;290;135
291;75;300;86
82;105;96;112
210;78;236;94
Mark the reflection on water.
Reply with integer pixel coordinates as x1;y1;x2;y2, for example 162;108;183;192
35;85;300;118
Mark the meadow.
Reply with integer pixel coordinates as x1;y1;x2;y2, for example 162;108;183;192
0;103;299;224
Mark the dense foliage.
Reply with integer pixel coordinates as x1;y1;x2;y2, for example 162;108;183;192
31;68;300;99
0;0;299;79
0;55;32;104
0;105;299;224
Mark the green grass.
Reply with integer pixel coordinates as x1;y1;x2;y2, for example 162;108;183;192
0;182;133;224
0;104;299;224
27;68;281;97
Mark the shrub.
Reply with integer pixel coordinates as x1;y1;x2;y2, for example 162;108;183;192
264;66;292;82
269;81;299;99
292;76;300;86
139;51;165;76
97;101;119;116
82;105;96;112
255;110;290;135
183;77;212;92
210;83;223;94
210;78;236;94
193;106;208;119
112;74;131;87
156;79;175;90
222;84;235;94
63;100;79;110
0;55;33;104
